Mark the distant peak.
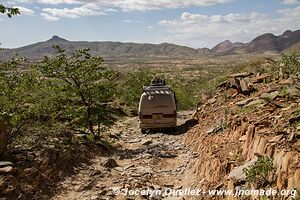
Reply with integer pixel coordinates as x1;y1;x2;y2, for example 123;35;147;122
221;40;232;44
48;36;68;42
282;30;292;36
215;40;233;47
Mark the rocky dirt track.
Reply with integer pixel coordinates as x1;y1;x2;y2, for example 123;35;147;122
52;111;198;200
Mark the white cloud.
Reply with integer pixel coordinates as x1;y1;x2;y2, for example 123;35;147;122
15;0;234;11
18;0;81;4
41;3;106;20
104;8;118;12
4;1;17;5
16;6;35;15
280;0;299;4
107;0;234;11
180;12;208;21
40;13;59;21
10;0;234;22
123;19;141;23
158;7;300;48
277;5;300;18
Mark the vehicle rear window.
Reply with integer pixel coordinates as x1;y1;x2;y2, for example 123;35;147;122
141;93;174;108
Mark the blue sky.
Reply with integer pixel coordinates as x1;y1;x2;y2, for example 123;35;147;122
0;0;300;48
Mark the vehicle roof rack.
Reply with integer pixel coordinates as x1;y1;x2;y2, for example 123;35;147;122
143;85;171;91
143;78;173;93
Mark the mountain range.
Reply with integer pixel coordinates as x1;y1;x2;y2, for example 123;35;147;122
0;30;299;60
212;30;300;54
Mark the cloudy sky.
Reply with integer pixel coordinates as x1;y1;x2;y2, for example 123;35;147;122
0;0;300;48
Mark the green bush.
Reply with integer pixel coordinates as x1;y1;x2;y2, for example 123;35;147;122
117;69;154;113
243;156;275;188
168;79;197;110
281;52;300;78
0;55;38;136
37;47;118;135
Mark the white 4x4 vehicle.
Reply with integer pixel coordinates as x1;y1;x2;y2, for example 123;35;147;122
138;79;177;134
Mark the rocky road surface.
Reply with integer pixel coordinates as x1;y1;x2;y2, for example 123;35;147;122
52;111;198;200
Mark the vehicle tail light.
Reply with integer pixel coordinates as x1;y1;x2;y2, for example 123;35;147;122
163;113;176;118
142;115;152;119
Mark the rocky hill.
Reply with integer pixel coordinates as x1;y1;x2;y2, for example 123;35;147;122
211;40;243;54
184;66;300;198
0;30;299;60
213;30;300;54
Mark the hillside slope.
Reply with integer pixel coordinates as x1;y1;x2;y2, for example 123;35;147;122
0;36;203;60
212;30;300;54
184;68;300;198
285;41;300;52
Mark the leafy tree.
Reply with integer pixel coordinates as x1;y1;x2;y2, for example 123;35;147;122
0;55;37;153
168;79;197;110
37;46;117;135
281;52;300;78
118;69;154;113
0;4;20;47
0;4;20;17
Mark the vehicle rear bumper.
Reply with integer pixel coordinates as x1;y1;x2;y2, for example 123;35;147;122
140;122;176;129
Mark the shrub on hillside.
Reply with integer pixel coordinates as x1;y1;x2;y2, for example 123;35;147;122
243;156;275;188
37;46;118;135
281;52;300;78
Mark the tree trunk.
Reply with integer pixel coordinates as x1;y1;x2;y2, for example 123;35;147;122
87;107;94;135
0;121;7;157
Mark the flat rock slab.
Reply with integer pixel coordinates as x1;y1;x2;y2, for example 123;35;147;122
269;135;283;143
245;99;265;107
0;166;13;174
206;126;222;134
0;161;13;167
158;153;177;158
128;139;141;143
260;91;279;100
253;74;271;83
123;164;135;170
228;157;258;181
236;98;253;106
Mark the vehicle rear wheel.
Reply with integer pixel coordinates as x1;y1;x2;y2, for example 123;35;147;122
170;127;177;133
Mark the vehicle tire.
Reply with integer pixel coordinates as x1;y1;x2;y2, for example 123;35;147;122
165;127;177;134
171;127;178;132
141;129;147;134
